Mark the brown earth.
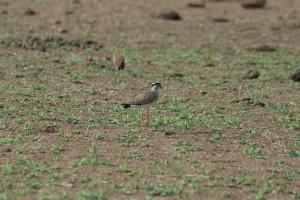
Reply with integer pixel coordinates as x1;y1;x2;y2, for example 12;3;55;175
0;0;300;199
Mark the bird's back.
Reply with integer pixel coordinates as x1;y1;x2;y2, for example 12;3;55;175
127;91;158;106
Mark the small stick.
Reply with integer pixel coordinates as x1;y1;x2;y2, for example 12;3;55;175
238;82;245;97
112;53;117;69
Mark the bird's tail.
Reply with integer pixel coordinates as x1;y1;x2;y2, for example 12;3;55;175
121;104;130;109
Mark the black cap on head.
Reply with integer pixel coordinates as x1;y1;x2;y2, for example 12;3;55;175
152;82;160;86
151;82;162;89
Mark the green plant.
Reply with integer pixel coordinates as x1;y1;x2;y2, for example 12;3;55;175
244;147;263;159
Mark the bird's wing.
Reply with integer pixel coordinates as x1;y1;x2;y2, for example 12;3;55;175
126;92;158;105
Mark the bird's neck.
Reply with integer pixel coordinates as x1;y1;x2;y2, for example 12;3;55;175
151;86;159;94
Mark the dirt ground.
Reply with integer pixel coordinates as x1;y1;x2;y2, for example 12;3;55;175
0;0;300;199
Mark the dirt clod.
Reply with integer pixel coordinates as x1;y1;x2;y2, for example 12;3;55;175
290;69;300;82
165;131;176;135
0;36;102;51
241;97;252;101
205;63;215;67
58;28;68;33
170;73;184;78
200;90;207;95
187;2;205;8
1;1;299;199
210;0;226;2
44;125;56;134
254;102;266;107
213;17;229;23
243;70;260;79
2;148;12;153
105;54;126;70
24;9;36;15
1;10;8;15
248;44;276;52
83;40;102;50
157;11;182;21
65;11;74;15
241;0;266;9
230;97;265;108
45;35;63;43
286;23;300;29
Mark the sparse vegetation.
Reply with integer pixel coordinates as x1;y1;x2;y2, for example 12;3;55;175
0;0;299;199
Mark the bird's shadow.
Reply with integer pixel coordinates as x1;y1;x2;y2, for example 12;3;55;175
163;130;222;136
187;130;221;135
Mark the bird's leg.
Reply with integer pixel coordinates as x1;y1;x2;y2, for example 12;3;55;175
146;110;152;129
140;109;145;131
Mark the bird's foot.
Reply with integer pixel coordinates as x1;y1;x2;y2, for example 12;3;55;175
141;126;147;132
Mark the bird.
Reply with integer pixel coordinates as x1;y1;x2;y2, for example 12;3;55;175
121;82;163;130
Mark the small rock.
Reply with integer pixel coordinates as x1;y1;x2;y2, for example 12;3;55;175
157;11;181;21
290;69;300;82
241;0;266;9
243;70;260;79
105;54;125;70
187;2;205;8
25;9;36;15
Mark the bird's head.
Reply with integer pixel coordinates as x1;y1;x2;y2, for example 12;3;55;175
151;82;163;90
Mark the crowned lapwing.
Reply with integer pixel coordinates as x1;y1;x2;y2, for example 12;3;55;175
121;82;163;129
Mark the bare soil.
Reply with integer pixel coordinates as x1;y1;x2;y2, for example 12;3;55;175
0;0;300;199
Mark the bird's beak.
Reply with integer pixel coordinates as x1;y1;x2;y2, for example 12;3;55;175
160;85;163;90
